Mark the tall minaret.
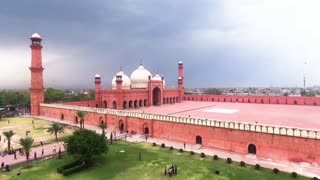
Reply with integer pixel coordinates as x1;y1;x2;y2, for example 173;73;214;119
178;61;184;102
29;33;44;115
94;74;101;107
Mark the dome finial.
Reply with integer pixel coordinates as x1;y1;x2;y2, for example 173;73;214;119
140;58;142;65
120;64;122;71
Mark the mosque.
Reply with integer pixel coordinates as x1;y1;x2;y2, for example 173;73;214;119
29;33;320;169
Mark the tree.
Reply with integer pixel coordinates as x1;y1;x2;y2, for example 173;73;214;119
99;121;107;137
203;88;222;95
65;129;108;163
3;130;15;154
19;137;34;167
76;111;87;129
47;122;65;141
44;88;64;103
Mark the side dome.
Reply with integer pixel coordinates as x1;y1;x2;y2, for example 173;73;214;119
152;73;162;81
111;71;131;89
130;65;152;89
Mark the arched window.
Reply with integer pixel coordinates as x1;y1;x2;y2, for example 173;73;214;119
196;135;202;145
248;144;257;154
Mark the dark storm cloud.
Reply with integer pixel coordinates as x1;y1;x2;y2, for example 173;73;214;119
0;0;318;89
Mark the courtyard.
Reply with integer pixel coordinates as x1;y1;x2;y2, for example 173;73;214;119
0;140;309;180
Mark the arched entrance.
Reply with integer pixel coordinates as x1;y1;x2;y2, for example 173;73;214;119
119;120;124;133
153;87;161;106
103;100;107;108
248;144;257;154
99;117;104;125
196;135;202;145
139;100;143;107
143;123;149;134
123;101;128;109
129;100;133;109
61;114;64;120
113;101;117;109
134;100;138;108
144;99;147;106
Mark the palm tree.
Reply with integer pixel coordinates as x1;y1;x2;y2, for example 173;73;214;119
76;111;86;129
3;130;15;154
19;137;34;168
47;122;65;141
99;121;107;136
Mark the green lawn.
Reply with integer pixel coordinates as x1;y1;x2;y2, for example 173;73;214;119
0;117;74;151
0;141;308;180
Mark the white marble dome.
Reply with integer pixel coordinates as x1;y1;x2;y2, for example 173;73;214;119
130;65;152;89
152;73;162;81
31;33;41;39
112;71;131;89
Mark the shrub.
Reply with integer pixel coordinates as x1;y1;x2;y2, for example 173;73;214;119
170;146;174;150
152;142;156;146
179;148;183;153
57;161;82;173
213;155;218;160
215;170;220;175
62;163;87;176
226;158;232;164
240;161;245;167
291;172;297;178
255;164;260;170
313;177;319;180
190;151;195;155
161;143;165;148
200;152;205;158
273;168;279;174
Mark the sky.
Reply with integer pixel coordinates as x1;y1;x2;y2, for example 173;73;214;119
0;0;320;89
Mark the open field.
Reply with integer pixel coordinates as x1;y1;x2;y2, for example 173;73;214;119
0;117;75;151
0;141;308;180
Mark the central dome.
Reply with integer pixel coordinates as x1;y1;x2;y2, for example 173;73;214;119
112;71;131;89
130;65;152;89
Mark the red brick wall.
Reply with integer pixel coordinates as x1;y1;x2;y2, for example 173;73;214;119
184;95;320;106
40;105;320;164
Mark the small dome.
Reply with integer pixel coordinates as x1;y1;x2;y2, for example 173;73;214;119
95;74;101;78
130;65;152;89
178;61;183;64
112;71;131;89
152;73;162;81
31;33;41;39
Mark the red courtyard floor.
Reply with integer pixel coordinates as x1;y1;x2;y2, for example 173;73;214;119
130;101;320;130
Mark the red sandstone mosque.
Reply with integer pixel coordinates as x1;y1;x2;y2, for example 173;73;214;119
29;33;320;167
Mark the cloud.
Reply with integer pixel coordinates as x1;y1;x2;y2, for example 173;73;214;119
0;0;319;89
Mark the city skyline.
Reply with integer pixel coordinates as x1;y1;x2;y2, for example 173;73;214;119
0;0;320;89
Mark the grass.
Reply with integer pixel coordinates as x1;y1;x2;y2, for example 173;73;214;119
0;141;309;180
0;117;74;151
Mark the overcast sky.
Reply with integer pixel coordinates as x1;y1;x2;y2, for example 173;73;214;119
0;0;319;89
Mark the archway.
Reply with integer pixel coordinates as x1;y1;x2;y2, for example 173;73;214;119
96;104;98;108
113;101;117;109
119;120;124;133
152;87;161;106
75;116;78;124
61;114;64;120
129;100;133;109
103;100;107;108
123;101;128;109
143;123;149;134
248;144;256;154
163;98;166;104
170;97;172;104
139;100;143;107
134;100;138;108
144;99;147;106
167;97;169;103
196;135;202;145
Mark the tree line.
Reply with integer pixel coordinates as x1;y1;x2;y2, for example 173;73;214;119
0;88;95;107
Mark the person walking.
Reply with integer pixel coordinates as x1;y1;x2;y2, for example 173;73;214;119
53;146;56;153
41;148;44;155
183;142;186;149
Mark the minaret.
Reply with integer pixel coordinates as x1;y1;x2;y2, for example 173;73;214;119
115;75;123;110
178;61;184;102
303;61;307;91
94;74;101;107
29;33;44;115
